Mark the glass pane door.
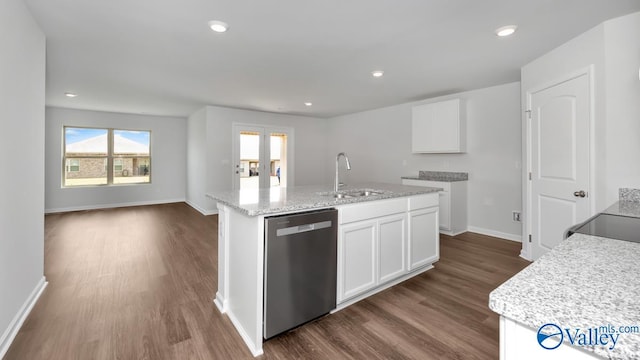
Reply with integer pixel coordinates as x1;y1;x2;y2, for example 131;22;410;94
233;125;293;190
239;131;261;190
270;133;287;188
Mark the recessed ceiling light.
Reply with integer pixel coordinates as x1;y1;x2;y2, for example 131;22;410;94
495;25;517;37
208;20;229;33
65;92;78;98
372;70;384;78
304;102;312;106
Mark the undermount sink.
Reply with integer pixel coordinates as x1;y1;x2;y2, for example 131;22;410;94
356;190;382;197
320;189;387;199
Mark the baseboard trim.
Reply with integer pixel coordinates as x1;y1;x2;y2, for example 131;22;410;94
213;292;227;313
440;229;467;236
333;263;435;312
519;249;532;261
185;200;217;216
467;226;522;242
226;309;263;357
0;277;47;359
45;198;186;214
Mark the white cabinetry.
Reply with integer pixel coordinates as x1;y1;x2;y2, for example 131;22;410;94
412;98;465;153
337;194;438;306
340;220;377;300
408;208;439;269
378;214;407;283
339;212;408;300
402;179;467;236
337;198;406;303
214;204;230;313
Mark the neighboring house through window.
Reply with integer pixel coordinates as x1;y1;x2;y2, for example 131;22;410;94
114;158;123;171
63;127;151;187
66;159;80;172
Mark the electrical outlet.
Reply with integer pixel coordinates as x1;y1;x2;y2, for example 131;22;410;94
512;211;521;222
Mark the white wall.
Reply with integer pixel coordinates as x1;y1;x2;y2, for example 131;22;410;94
521;23;607;211
186;107;209;214
519;11;640;258
0;0;46;356
603;12;640;204
522;11;640;210
186;105;329;214
327;82;523;240
45;107;187;212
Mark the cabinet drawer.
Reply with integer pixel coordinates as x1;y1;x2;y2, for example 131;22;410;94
402;179;450;192
408;194;439;211
340;198;406;224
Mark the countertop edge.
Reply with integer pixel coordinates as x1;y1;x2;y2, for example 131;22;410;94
401;176;468;182
208;185;441;217
488;234;640;360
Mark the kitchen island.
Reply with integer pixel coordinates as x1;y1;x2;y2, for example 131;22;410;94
208;183;441;356
490;197;640;359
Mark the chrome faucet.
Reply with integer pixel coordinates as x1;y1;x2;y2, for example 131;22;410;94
334;152;351;192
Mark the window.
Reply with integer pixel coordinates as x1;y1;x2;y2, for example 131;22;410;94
64;127;151;187
66;159;80;172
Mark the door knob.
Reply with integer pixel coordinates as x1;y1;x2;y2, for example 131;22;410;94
573;190;586;198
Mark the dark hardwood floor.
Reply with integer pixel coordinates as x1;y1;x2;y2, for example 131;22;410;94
4;203;530;360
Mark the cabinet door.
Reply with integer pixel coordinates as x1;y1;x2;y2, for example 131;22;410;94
408;207;439;269
438;191;451;231
412;99;461;153
435;99;460;152
338;221;377;302
378;214;407;284
411;103;436;153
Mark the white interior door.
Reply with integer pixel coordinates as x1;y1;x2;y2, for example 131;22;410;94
528;71;591;260
232;124;293;190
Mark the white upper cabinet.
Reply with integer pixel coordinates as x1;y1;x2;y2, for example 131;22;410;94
412;98;465;153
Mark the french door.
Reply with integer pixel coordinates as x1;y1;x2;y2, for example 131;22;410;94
232;124;293;190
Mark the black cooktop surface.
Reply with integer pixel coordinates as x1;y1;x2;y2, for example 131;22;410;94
573;213;640;243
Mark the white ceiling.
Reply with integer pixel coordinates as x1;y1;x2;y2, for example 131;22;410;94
24;0;640;118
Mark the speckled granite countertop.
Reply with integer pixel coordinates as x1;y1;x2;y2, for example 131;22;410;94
207;182;441;216
489;234;640;359
604;188;640;218
401;170;468;182
603;201;640;219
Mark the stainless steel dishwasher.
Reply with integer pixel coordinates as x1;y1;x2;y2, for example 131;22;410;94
263;208;338;339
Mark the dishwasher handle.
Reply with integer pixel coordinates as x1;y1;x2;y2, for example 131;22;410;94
276;220;333;237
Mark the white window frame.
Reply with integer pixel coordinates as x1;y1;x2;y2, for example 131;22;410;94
63;126;152;187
